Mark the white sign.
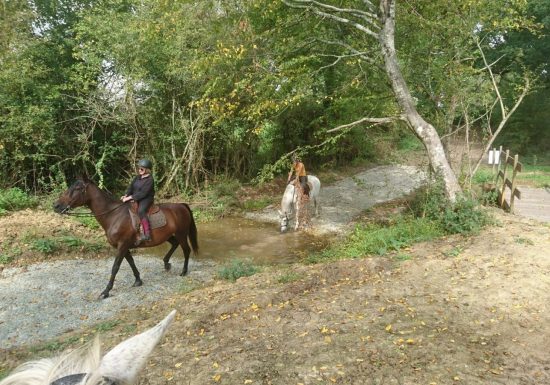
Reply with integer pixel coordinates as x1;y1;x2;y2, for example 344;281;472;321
488;150;501;165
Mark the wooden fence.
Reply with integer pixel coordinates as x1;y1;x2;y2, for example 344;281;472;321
492;146;522;213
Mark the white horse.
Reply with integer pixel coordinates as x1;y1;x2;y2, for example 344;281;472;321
0;310;176;385
278;175;321;232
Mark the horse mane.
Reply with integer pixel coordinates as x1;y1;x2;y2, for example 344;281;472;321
1;310;177;385
0;338;102;385
74;178;119;204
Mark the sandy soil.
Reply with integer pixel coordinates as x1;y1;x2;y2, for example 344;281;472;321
2;174;550;384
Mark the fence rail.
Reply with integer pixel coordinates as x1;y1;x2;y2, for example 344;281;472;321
492;146;522;213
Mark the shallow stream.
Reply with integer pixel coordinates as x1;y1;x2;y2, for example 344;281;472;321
146;217;329;265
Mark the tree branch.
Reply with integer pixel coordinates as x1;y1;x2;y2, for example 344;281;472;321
283;0;380;39
327;115;405;133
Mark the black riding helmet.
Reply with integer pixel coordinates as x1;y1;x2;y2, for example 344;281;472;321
138;159;153;170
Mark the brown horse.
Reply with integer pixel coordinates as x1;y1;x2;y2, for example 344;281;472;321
53;178;198;299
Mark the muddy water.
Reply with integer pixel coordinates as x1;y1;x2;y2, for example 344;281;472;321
146;217;329;265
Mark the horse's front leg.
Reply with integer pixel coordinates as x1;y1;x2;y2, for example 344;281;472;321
124;250;143;287
100;247;126;299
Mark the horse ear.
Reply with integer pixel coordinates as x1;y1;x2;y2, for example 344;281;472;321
97;310;176;384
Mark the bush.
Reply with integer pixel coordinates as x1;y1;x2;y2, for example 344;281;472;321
31;239;59;254
442;197;489;234
0;188;38;213
217;259;260;282
409;179;489;235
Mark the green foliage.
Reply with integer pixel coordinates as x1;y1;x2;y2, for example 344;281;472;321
0;254;14;264
277;271;302;284
472;168;495;185
515;237;535;246
410;180;490;235
242;197;272;211
394;253;413;261
27;234;104;256
217;259;260;282
441;197;490;234
32;336;82;354
73;215;101;230
30;239;58;255
444;246;463;258
95;320;120;332
0;188;38;212
307;216;443;263
515;164;550;188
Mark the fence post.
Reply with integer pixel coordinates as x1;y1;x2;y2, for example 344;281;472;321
509;154;519;213
499;149;510;208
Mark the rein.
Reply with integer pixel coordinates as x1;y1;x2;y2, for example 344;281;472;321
61;203;126;218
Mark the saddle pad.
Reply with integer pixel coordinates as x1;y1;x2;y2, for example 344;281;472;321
129;209;167;232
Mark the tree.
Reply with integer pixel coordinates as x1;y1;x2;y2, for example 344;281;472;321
283;0;536;201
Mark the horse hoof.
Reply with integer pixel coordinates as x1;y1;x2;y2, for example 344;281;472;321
164;263;172;271
180;270;187;277
99;292;110;299
132;280;143;287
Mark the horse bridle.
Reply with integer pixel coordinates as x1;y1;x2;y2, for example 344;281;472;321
60;181;125;218
50;373;117;385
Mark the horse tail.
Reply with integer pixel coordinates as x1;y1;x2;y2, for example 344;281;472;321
182;203;199;255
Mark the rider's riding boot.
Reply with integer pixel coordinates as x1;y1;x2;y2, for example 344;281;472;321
140;218;151;242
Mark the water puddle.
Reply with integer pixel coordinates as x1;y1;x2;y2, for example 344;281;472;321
146;217;329;265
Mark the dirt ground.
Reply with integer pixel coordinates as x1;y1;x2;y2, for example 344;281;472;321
2;202;550;384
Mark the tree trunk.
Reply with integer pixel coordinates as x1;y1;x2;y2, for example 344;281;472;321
379;0;461;201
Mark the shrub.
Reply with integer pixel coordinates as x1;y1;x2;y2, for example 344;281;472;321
217;259;260;282
442;197;489;234
409;179;489;235
0;188;38;212
31;239;59;255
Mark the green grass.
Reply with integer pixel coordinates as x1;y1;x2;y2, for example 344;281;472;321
217;259;260;282
32;335;82;353
27;235;105;256
0;254;14;264
95;320;120;332
515;164;550;187
277;271;302;284
242;197;272;211
30;239;59;254
307;216;444;264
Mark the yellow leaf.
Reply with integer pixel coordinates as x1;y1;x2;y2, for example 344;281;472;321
244;380;253;384
406;339;415;345
213;362;219;368
213;374;221;382
174;362;183;368
385;324;392;332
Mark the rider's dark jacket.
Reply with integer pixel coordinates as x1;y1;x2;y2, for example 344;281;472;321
126;175;155;217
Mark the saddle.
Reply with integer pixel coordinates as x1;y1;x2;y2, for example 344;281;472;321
130;202;161;215
128;203;167;234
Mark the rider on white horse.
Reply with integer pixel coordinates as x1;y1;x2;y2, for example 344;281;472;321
288;153;309;197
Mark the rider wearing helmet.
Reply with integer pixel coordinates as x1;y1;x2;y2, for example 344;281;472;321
287;153;309;196
121;159;155;244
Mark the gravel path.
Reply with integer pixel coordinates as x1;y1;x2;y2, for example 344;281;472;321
0;165;426;349
0;257;216;349
246;165;427;233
